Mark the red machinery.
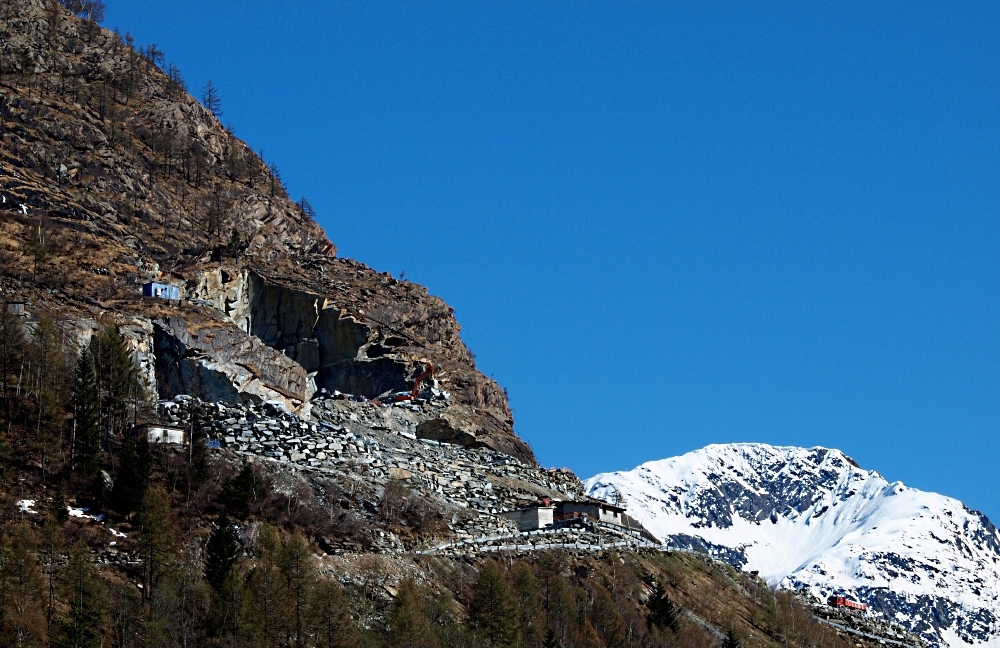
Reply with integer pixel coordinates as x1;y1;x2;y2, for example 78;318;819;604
828;596;867;612
387;363;435;403
409;363;434;399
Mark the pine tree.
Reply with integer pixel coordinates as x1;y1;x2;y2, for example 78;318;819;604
247;525;291;646
0;528;47;646
30;314;68;483
57;541;106;648
311;576;354;648
298;197;316;220
542;628;563;648
72;346;100;478
722;628;742;648
202;80;223;117
589;584;627;648
137;487;178;603
91;325;145;445
0;300;25;426
647;583;680;632
40;518;64;638
279;533;316;648
220;462;262;520
386;576;438;648
113;429;150;514
545;576;576;642
204;512;240;593
52;487;68;524
470;560;517;648
512;563;539;641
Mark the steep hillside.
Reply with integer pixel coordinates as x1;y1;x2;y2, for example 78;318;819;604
0;0;531;462
586;443;1000;648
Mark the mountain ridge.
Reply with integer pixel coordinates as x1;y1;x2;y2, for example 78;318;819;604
585;442;1000;648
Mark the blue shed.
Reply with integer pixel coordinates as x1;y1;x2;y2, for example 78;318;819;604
142;282;180;300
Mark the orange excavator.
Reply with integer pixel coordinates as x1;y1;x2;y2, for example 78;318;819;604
387;363;435;403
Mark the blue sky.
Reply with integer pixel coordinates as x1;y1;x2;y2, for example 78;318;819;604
105;2;1000;519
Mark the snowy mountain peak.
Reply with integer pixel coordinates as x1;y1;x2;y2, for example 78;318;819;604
586;443;1000;648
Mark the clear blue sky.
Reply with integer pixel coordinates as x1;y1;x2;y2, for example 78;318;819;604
105;2;1000;520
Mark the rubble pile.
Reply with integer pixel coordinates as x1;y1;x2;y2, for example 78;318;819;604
422;524;658;557
157;396;583;545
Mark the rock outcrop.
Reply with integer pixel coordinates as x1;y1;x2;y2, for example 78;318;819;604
0;0;533;463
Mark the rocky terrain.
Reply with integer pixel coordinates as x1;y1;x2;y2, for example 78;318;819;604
0;2;973;647
0;0;530;463
586;443;1000;648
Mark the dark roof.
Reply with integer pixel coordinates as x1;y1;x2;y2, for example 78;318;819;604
556;498;626;513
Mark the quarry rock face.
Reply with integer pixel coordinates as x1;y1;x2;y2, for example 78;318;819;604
0;0;533;464
154;316;315;410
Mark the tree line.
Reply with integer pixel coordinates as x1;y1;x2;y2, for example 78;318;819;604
0;302;840;648
0;0;321;263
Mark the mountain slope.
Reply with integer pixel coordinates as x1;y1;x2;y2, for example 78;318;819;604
585;443;1000;648
0;0;531;462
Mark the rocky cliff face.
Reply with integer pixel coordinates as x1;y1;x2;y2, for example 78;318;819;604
0;0;532;463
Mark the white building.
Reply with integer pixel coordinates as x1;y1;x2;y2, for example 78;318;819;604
147;426;184;445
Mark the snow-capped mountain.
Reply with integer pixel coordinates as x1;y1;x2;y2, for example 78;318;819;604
585;444;1000;648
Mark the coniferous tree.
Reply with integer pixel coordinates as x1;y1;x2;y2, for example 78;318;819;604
279;532;316;648
721;628;742;648
573;620;603;648
113;430;150;514
30;314;68;482
202;80;222;117
0;301;24;426
91;324;146;446
52;487;68;524
40;519;64;637
0;528;47;646
470;560;517;648
386;576;438;648
57;541;106;648
204;512;240;594
544;572;576;643
542;628;563;648
137;487;178;604
589;584;627;648
311;576;354;648
647;583;680;633
220;462;263;520
298;197;316;220
513;563;539;641
72;346;100;479
247;524;291;646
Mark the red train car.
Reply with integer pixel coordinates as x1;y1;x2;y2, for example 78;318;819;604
828;596;867;612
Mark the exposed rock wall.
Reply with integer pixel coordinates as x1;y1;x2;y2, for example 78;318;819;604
0;0;535;464
153;316;314;410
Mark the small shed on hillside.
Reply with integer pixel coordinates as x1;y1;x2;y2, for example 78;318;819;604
147;426;184;445
142;282;180;300
555;499;627;526
499;504;555;532
6;303;26;316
